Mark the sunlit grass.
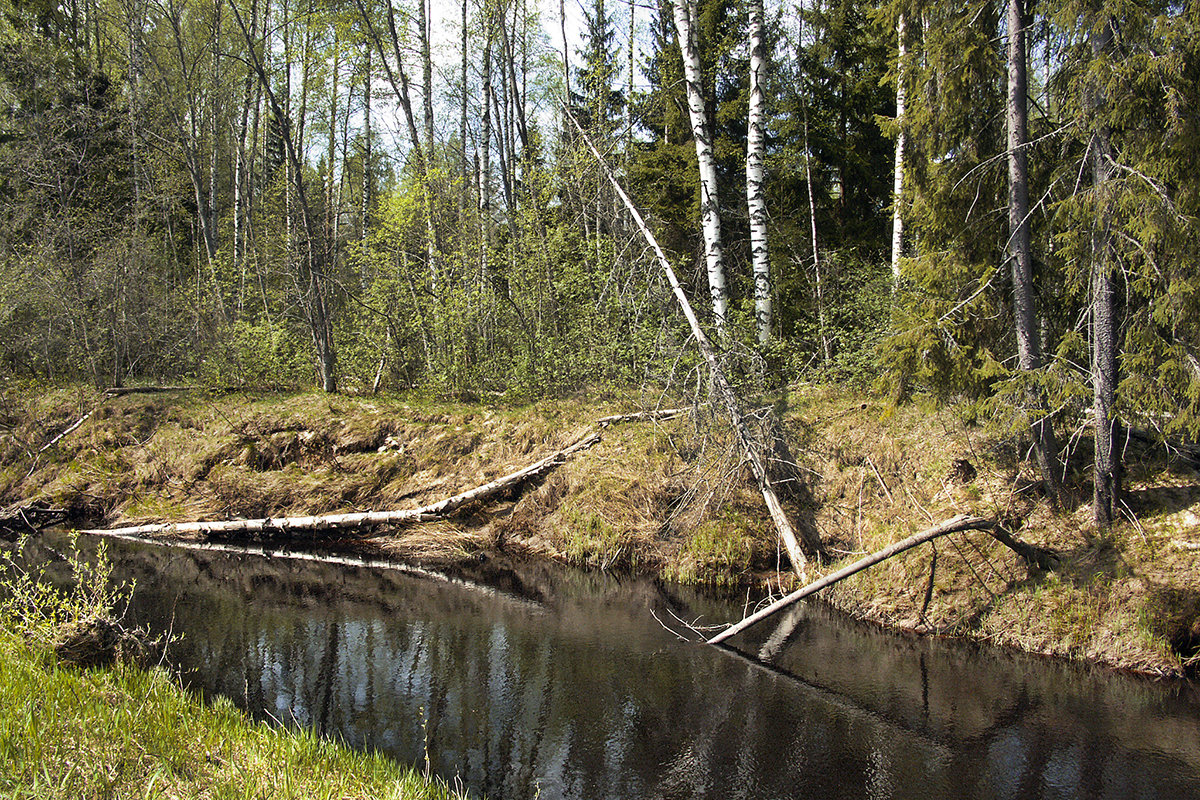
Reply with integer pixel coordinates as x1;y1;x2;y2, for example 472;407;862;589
0;534;467;800
0;629;467;799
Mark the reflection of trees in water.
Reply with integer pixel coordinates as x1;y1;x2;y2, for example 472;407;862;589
53;534;1200;800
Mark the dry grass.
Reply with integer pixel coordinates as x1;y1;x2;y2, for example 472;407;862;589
5;382;1200;675
783;382;1200;676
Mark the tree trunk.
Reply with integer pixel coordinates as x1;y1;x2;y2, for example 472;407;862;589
672;0;728;335
361;46;371;243
229;0;336;393
1089;18;1120;529
559;0;569;96
1007;0;1062;505
327;28;340;260
233;0;257;296
708;515;1057;645
355;0;437;300
83;432;603;538
480;23;494;284
746;0;771;345
417;0;440;290
803;112;828;364
461;0;469;190
890;12;906;285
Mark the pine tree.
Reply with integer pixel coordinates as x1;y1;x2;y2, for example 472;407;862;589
574;0;623;134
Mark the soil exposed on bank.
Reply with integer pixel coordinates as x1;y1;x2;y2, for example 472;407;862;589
2;383;1199;677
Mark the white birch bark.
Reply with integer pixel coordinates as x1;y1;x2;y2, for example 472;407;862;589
672;0;728;334
890;13;907;285
83;433;603;539
746;0;771;344
361;47;371;243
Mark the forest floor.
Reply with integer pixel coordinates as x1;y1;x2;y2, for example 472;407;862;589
2;382;1199;677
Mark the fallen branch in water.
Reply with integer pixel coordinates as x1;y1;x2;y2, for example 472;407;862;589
80;432;601;539
707;514;1057;645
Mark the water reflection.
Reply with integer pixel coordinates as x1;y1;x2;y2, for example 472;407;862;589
20;534;1200;800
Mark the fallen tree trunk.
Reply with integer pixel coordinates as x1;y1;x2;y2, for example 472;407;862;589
37;411;93;454
565;106;822;580
707;515;1056;645
80;432;601;539
597;408;688;427
102;386;194;397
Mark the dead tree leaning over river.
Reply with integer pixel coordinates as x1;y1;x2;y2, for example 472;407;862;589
564;105;824;581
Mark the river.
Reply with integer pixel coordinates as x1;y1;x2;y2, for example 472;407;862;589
20;532;1200;799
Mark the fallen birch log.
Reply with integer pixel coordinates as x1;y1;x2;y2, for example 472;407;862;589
38;411;93;454
566;107;822;580
707;514;1057;645
597;408;688;427
80;432;601;539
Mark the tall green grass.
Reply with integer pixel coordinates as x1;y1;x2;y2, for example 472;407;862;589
0;538;467;799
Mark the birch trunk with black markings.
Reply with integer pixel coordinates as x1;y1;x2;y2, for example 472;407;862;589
81;433;602;539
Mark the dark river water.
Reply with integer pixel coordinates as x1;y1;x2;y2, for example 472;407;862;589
19;532;1200;800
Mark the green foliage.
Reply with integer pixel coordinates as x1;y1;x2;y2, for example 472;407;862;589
784;0;893;251
198;320;314;390
0;538;465;800
668;510;758;586
562;506;637;571
0;534;128;653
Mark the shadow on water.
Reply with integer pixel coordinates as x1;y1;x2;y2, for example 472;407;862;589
15;532;1200;800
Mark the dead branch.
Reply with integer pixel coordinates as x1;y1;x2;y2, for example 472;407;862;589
37;411;94;454
707;515;1057;645
101;386;194;397
597;408;688;427
0;500;67;539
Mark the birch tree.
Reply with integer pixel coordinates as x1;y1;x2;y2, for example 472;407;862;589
889;11;906;285
229;0;338;392
672;0;728;335
746;0;771;344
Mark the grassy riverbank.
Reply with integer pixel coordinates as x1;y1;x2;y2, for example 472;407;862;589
3;382;1199;676
0;625;466;799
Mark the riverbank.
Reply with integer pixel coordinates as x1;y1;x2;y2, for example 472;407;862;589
3;382;1198;676
0;536;466;800
0;628;468;798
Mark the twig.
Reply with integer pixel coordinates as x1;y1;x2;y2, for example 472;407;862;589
649;608;694;642
865;457;895;503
